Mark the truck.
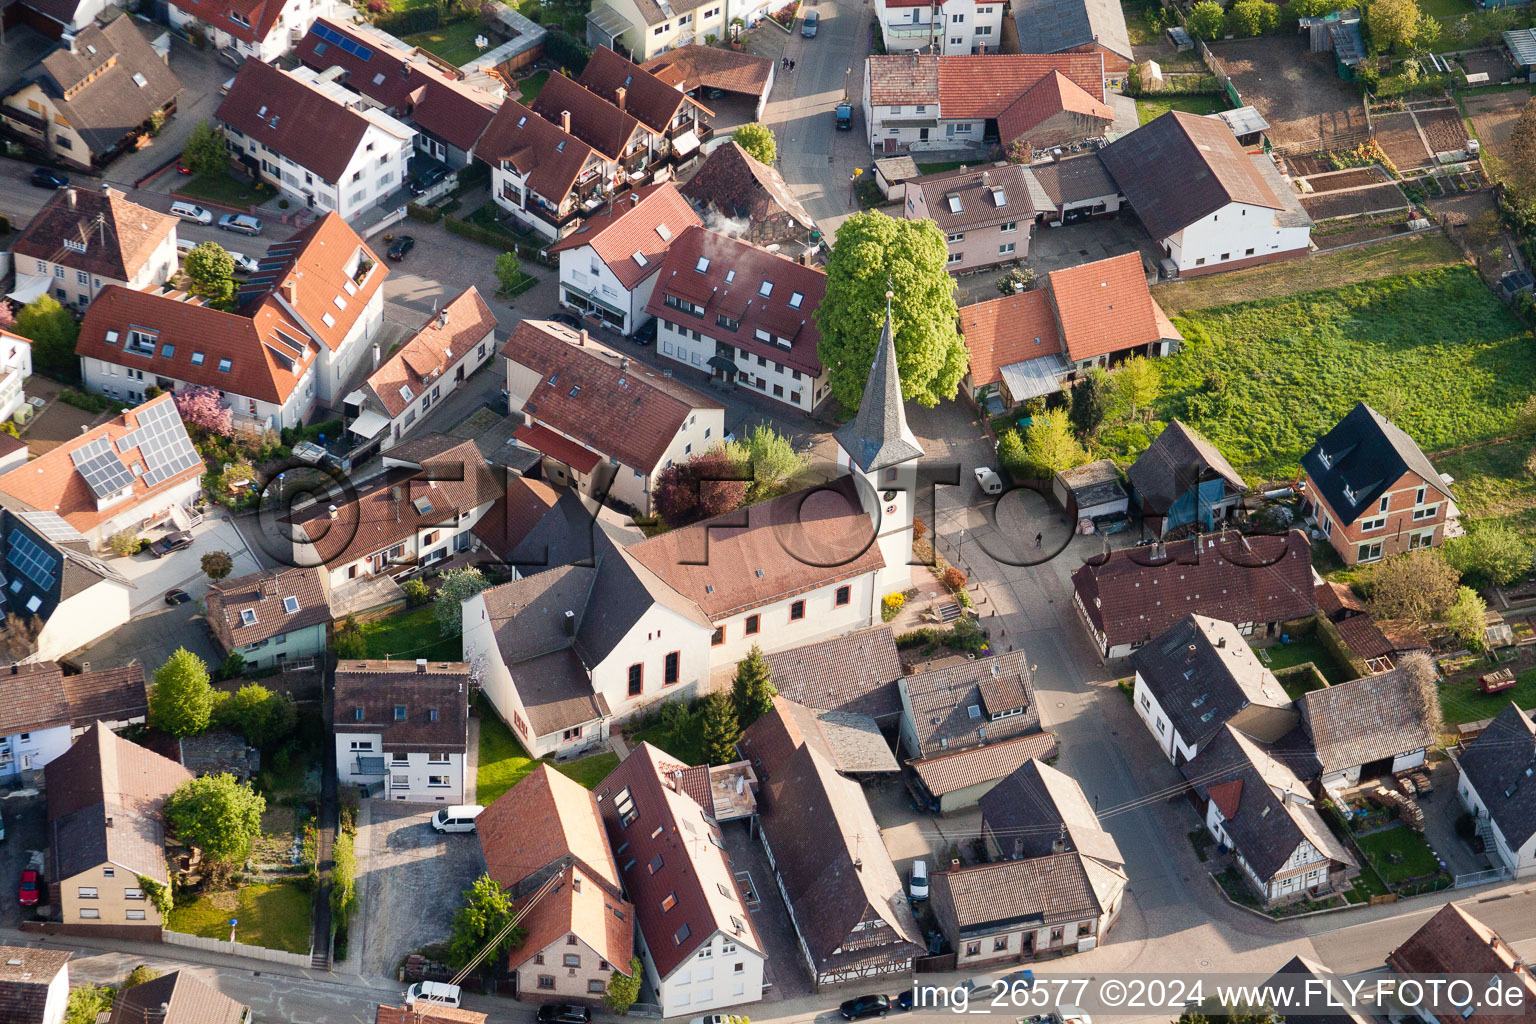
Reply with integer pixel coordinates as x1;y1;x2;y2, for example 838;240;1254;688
835;101;852;130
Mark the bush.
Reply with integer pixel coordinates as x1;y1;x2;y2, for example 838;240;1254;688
402;577;432;606
123;965;161;988
108;530;141;557
895;626;941;649
212;651;246;682
444;215;517;249
941;567;966;593
374;4;439;33
407;202;445;224
60;389;118;414
881;592;905;622
543;28;592;72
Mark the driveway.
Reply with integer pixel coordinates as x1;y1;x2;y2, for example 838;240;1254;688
64;598;223;675
116;513;265;616
0;791;46;929
354;802;487;980
719;820;815;1002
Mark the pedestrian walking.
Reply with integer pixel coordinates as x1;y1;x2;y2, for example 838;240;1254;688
1034;532;1043;548
790;58;797;71
782;56;789;69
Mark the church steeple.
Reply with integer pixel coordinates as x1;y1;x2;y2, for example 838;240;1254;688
833;289;922;473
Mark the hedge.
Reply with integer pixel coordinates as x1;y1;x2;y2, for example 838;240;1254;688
407;202;444;224
445;214;518;248
374;5;442;34
543;29;592;73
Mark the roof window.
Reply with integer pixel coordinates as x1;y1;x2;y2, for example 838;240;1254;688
656;223;672;241
191;352;205;366
695;256;710;273
217;358;232;373
946;194;962;214
283;595;300;613
990;186;1006;207
240;609;257;626
132;73;148;88
788;291;803;309
633;250;648;267
758;280;772;297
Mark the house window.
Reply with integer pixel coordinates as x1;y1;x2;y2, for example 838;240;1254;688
391;752;409;765
835;586;851;606
78;888;98;899
428;775;450;787
1379;496;1390;513
1416;485;1428;505
965;942;980;956
628;663;643;696
947;252;962;265
588;980;606;994
745;614;759;635
1359;516;1386;532
1413;504;1439;521
993;936;1008;951
711;626;724;646
665;651;680;685
79;910;100;919
1409;529;1436;551
428;753;449;763
538;976;556;990
1358;542;1383;563
563;726;583;740
649;854;664;874
790;600;804;621
564;954;581;968
126;910;146;920
1050;928;1064;945
999;242;1015;255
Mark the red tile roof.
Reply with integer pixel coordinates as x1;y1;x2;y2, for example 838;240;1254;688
996;69;1113;144
937;53;1107;118
216;60;380;184
579;46;703;135
532;71;642;162
645;226;826;376
364;287;496;418
509;865;635;975
247;211;388;355
479;763;622;894
1387;904;1536;1024
167;0;287;44
546;183;700;290
476;98;596;206
512;423;602;474
639;45;774;97
1048;252;1180;362
0;394;204;536
958;290;1062;388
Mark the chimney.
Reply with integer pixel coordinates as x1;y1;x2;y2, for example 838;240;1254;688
7;665;14;676
416;658;427;673
80;425;90;435
65;187;76;208
1051;837;1066;854
563;609;576;636
620;356;629;373
578;328;588;347
1217;636;1226;648
561;109;572;133
1011;837;1023;859
630;191;639;207
615;86;627;111
327;503;339;519
281;279;297;305
437;308;449;330
853;858;862;871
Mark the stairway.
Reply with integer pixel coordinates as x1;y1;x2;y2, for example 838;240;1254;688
938;602;962;623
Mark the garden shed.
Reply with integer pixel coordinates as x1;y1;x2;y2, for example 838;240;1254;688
1052;460;1128;523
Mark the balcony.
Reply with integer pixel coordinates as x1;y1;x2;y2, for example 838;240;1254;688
885;22;935;38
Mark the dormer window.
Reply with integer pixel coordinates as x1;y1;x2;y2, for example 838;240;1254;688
229;9;251;26
1317;450;1331;469
1342;484;1355;504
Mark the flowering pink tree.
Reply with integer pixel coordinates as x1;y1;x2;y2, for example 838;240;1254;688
0;303;14;330
174;385;233;435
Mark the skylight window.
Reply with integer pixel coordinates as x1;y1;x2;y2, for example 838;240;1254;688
240;608;257;626
322;313;336;328
788;291;803;309
258;105;268;117
758;281;772;297
104;331;119;344
556;140;566;152
401;385;414;401
161;344;175;358
217;358;232;373
991;186;1006;207
283;595;300;613
373;72;386;85
191;352;205;366
656;223;672;241
947;194;962;214
333;295;347;311
724;270;735;283
568;385;581;397
132;73;148;88
518;115;527;127
632;250;648;267
695;256;710;273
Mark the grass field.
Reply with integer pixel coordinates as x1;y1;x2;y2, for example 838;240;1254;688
630;717;706;767
517;70;550;104
1437;438;1536;533
554;752;620;788
167;882;312;953
1353;825;1443;883
476;694;536;805
1152;266;1536;479
1438;667;1536;726
917;160;966;175
1257;636;1355;686
354;606;461;662
1150;234;1463;316
402;19;487;65
1136;94;1226;125
175;171;274;208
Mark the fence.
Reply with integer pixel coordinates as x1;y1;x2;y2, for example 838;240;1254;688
629;1004;664;1018
1454;865;1512;888
1197;38;1243;107
162;928;314;968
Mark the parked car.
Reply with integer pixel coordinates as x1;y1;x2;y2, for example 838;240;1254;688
403;982;461;1008
176;160;193;175
388;235;416;261
148;532;193;558
895;990;915;1011
999;969;1036;990
29;167;68;189
536;1005;592;1024
218;213;263;236
18;869;40;906
164;588;191;606
689;1015;736;1024
407;165;450;195
909;859;928;901
228;251;261;275
840;995;889;1020
836;101;852;130
175;238;197;258
431;805;484;833
550;311;583;330
170;200;213;225
631;318;657;346
974;467;1003;495
801;9;819;34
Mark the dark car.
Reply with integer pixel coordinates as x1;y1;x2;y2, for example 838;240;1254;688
535;1005;592;1024
149;532;194;558
550;311;583;330
165;588;191;606
840;995;890;1020
30;167;68;189
18;870;40;906
895;991;915;1011
630;318;657;346
407;165;450;195
388;235;416;261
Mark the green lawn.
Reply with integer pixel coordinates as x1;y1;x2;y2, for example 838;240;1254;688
1437;438;1536;533
355;605;461;662
554;752;620;789
630;717;706;767
1147;267;1536;480
1136;94;1227;125
1257;635;1355;686
917;160;966;175
518;70;550;104
477;694;537;805
175;171;274;208
1353;825;1443;883
1438;667;1536;726
167;882;312;953
1420;0;1475;18
402;19;488;66
1274;663;1331;700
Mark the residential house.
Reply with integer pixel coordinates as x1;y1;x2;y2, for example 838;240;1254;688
977;758;1125;868
0;394;202;553
875;0;1007;55
344;287;498;453
1182;724;1357;907
4;0;110;37
931;853;1127;965
1100;111;1312;276
1128;614;1296;767
1385;903;1536;1024
905;164;1033;272
110;971;250;1024
1299;401;1455;566
1124;420;1246;537
576;46;714;166
957;289;1064;413
169;0;337;63
0;947;70;1024
0;662;145;780
1314;580;1429;675
1070;529;1316;660
10;186;178;312
1023;152;1122;227
639;46;775;114
377;1008;486;1024
78;212;388;422
548;184;702;335
1454;702;1536;881
1;15;182;171
45;722;193;928
585;0;765;64
1292;668;1433;789
205;567;330;672
738;696;900;783
678;142;816;253
646;226;831;412
897;651;1059;812
1004;0;1133;72
481;764;635;1002
531;74;663;192
1261;957;1376;1024
0;510;133;663
861;53;1109;156
294;18;501;167
760;625;905;725
333;659;470;802
0;332;33;428
594;743;768;1013
478;98;607;242
216;60;415;220
502;318;723;515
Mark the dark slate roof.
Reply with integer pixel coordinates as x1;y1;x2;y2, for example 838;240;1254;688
760;625;903;720
899;650;1040;758
977;758;1124;867
1299;402;1450;528
833;305;923;473
930;853;1125;937
1296;668;1434;775
1028;152;1120;207
679;141;816;233
1125;420;1247;516
1129;614;1292;749
738;696;900;780
1263;957;1377;1024
29;16;183;156
0;947;70;1024
1008;0;1133;61
1458;703;1536;850
332;660;471;753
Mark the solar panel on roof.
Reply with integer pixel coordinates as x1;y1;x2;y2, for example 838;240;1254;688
70;438;135;499
7;531;56;590
115;401;202;488
15;510;86;545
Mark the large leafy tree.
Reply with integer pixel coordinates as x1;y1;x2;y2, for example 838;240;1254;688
1022;408;1086;477
164;773;266;862
1226;0;1278;35
1069;366;1111;437
653;448;750;527
13;295;78;377
448;873;524;970
149;648;216;737
184;241;235;307
1365;548;1460;625
173;384;233;435
731;644;777;727
435;566;491;633
1446;522;1535;589
734;424;806;498
816;211;967;411
182;120;228;177
1113;356;1160;422
732;122;777;164
1365;0;1422;51
1186;0;1225;38
1445;586;1488;650
212;683;297;749
604;957;645;1014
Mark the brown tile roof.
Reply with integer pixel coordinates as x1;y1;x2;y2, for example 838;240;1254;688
532;72;642;162
0;394;204;537
470;477;561;559
509;865;635;974
111;971;248;1024
241;212;388;356
578;46;696;135
14;187;177;283
867;54;939;106
476;98;596;206
332;660;470;753
0;946;70;1024
294;19;498;152
1071;529;1316;653
932;853;1125;941
512;423;602;474
911;163;1035;233
901;650;1040;757
1099;111;1283;240
34;18;182;156
167;0;288;45
377;1008;489;1024
1297;668;1434;775
595;743;764;980
679;142;816;236
59;665;147;729
0;662;144;736
205;566;329;653
479;763;622;894
1333;613;1394;662
365;287;497;418
1315;581;1366;617
760;625;903;720
546;184;701;290
996;70;1113;145
216;60;377;183
978;759;1124;867
628;476;884;619
1387;903;1536;1024
1048;252;1180;363
1028;152;1120;208
911;731;1058;797
644;226;827;376
504;320;719;472
958;291;1062;388
639;45;774;97
936;53;1106;117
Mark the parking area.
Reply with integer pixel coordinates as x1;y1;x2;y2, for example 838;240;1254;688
355;802;488;980
0;792;47;929
65;598;223;675
717;820;815;1002
115;514;264;616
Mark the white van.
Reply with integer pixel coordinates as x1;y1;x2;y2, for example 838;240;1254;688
170;200;212;225
910;859;929;901
431;805;483;833
404;981;461;1008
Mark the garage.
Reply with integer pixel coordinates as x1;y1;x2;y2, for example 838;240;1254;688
1052;460;1128;528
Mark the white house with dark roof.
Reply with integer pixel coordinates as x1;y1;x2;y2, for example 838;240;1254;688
169;0;337;63
903;163;1034;272
1455;702;1536;880
0;946;70;1024
332;659;470;802
10;187;178;312
875;0;1006;55
204;567;330;672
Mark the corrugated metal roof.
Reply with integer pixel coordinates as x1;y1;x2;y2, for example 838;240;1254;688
999;353;1070;400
